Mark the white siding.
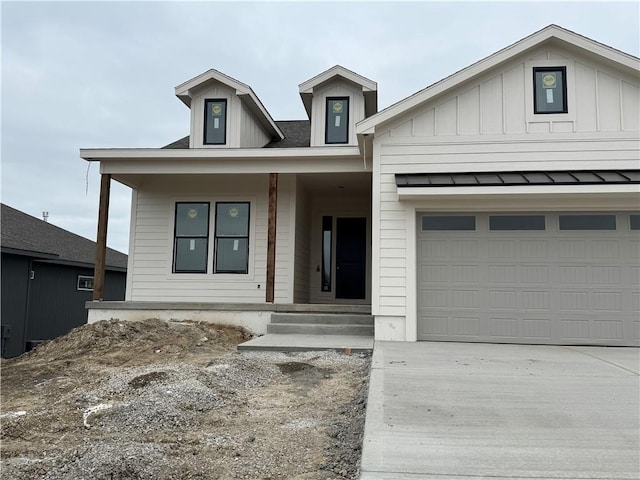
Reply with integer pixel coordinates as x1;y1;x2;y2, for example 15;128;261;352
293;178;311;303
372;46;640;340
385;47;639;138
274;174;294;303
128;174;293;303
310;80;365;147
240;103;270;148
188;83;270;148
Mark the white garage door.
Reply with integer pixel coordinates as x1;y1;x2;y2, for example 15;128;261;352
417;212;640;346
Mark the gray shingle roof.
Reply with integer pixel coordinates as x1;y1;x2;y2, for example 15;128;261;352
1;204;128;271
265;121;310;148
161;120;310;149
163;136;189;149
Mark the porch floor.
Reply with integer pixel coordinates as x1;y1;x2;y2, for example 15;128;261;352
237;334;373;353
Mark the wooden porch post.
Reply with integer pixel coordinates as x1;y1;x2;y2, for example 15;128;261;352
266;173;278;303
93;173;111;301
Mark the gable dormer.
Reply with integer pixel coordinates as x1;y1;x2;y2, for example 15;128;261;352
299;66;377;147
175;69;283;148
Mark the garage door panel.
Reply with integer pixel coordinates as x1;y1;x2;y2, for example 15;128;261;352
590;240;620;258
590;266;621;285
418;212;640;346
520;265;550;283
559;240;587;258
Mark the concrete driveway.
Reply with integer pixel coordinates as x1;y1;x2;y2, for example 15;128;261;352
360;341;639;479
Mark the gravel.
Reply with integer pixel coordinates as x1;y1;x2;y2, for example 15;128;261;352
1;319;371;480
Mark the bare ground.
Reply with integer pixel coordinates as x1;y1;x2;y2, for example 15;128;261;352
0;319;371;479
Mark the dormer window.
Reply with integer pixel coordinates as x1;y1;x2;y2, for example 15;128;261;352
204;99;227;145
533;67;567;114
325;97;349;144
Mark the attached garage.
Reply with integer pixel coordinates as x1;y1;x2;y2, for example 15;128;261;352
417;212;640;346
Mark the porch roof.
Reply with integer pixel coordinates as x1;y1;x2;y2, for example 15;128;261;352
396;170;640;188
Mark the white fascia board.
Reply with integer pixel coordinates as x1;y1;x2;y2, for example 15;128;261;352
356;25;640;135
174;69;283;140
298;65;377;93
299;65;378;119
397;184;640;199
101;156;368;175
80;146;361;162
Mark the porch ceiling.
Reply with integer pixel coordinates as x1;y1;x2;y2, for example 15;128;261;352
297;172;372;196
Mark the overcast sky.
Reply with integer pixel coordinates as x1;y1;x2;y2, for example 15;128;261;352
2;1;638;254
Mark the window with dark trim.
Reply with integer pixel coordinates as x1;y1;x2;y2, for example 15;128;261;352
422;215;476;231
77;276;94;291
214;202;250;274
490;215;546;231
321;216;332;291
173;202;210;273
325;97;349;144
204;99;227;145
533;67;567;114
559;214;616;230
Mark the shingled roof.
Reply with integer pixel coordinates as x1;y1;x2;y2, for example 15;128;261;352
162;120;310;149
1;204;127;271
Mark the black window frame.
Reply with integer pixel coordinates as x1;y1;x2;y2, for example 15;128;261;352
325;97;349;144
321;216;333;292
533;66;568;115
173;202;210;274
214;201;250;274
203;99;227;145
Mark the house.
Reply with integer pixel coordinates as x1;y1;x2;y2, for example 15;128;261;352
0;204;127;358
81;25;639;347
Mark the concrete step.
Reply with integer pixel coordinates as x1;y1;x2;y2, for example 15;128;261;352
270;313;373;325
237;334;373;353
267;322;374;336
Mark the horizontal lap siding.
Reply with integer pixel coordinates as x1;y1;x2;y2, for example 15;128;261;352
376;169;408;317
129;175;292;303
293;180;311;303
371;46;639;340
274;175;294;302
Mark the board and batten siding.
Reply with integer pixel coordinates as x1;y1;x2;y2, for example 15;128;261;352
310;80;366;147
240;103;270;148
371;46;640;341
189;83;270;148
385;46;639;138
127;174;293;303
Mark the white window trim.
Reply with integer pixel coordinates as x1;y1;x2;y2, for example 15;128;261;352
77;275;94;291
525;59;576;125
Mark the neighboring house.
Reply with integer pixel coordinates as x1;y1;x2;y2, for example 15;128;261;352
1;204;127;358
81;25;639;347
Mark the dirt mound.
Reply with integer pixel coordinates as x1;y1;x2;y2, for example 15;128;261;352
13;318;248;366
1;319;370;479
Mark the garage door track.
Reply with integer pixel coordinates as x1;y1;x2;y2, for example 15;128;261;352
360;342;639;479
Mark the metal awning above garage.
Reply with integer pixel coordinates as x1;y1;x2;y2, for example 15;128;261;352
396;170;640;188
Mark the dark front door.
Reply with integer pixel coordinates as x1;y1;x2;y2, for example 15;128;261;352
335;217;367;299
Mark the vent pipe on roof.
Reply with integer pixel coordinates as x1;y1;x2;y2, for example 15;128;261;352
42;211;49;222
